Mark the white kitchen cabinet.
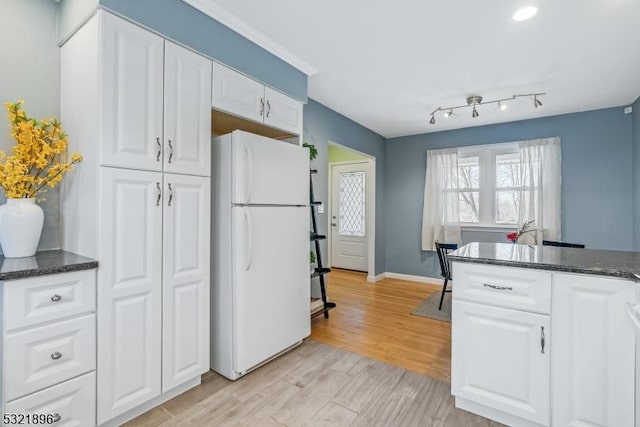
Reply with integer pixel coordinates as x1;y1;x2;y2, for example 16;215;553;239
5;315;96;401
551;273;635;427
97;167;163;423
451;260;637;427
4;372;96;427
452;300;550;425
1;270;97;427
263;86;303;136
100;11;164;172
4;270;95;331
101;14;212;175
212;62;264;124
61;10;212;425
164;42;212;176
212;63;303;135
162;174;211;392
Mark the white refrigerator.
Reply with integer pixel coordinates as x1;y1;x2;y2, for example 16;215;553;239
210;130;310;380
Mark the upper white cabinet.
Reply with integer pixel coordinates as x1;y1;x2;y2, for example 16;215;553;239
164;42;212;176
452;300;550;426
101;14;212;174
551;273;635;427
212;62;264;124
100;12;164;172
212;63;303;136
263;87;303;136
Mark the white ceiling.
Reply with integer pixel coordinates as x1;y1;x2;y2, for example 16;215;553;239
193;0;640;138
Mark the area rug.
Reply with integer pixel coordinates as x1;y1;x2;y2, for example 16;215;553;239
411;292;451;323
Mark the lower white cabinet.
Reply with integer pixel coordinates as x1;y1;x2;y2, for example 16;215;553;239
97;167;163;423
162;173;211;392
452;262;637;427
97;167;210;423
5;315;96;401
452;300;550;425
1;270;97;427
552;273;635;427
4;372;96;427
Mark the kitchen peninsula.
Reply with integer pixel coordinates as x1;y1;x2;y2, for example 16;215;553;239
448;242;640;427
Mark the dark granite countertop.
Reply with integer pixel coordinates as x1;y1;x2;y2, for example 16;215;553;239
449;242;640;282
0;250;98;281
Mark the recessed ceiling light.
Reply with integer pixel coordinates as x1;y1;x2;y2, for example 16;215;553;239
512;6;538;22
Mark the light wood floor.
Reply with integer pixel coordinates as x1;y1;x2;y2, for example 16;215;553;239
312;269;452;382
126;340;500;427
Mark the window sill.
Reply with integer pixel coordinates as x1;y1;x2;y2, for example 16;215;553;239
460;224;518;233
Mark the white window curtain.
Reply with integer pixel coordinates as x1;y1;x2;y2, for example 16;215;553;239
518;137;562;241
421;148;462;250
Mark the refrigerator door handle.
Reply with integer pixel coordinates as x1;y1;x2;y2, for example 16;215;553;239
244;145;253;203
244;208;253;271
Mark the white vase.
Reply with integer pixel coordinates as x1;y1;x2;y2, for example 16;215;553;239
0;198;44;258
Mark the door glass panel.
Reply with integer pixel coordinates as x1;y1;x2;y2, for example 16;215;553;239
339;171;365;236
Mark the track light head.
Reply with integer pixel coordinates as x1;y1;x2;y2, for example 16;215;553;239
472;107;479;118
444;109;453;118
534;96;543;108
499;101;508;111
429;114;436;125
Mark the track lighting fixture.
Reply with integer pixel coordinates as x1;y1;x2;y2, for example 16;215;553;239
428;92;546;125
534;95;543;108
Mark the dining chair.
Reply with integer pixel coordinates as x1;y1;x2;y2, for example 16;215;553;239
435;242;458;310
542;240;585;248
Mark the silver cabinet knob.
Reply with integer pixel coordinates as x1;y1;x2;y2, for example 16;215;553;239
51;351;62;360
51;294;62;302
331;223;337;227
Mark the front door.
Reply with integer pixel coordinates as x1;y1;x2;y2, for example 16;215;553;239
330;162;369;272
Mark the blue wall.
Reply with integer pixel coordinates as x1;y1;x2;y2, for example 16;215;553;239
385;107;634;278
98;0;307;101
634;97;640;250
303;99;387;275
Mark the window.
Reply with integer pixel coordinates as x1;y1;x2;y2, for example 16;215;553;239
338;171;366;236
422;137;561;250
455;143;527;226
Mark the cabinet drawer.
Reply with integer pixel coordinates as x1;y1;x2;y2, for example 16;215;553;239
452;263;551;314
5;315;96;401
3;372;95;427
4;270;96;332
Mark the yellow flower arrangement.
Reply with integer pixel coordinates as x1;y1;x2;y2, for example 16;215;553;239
0;100;82;199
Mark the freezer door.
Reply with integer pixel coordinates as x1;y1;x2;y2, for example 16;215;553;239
232;206;310;374
231;131;309;205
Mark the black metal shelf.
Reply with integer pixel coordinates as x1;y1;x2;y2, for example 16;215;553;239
309;170;336;319
311;268;331;279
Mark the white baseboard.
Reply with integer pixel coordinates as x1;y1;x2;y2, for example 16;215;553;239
368;272;444;285
367;273;387;282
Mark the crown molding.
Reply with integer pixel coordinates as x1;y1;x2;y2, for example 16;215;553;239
181;0;318;76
